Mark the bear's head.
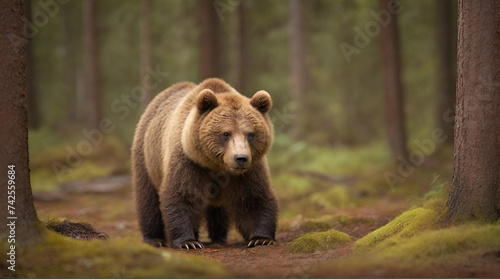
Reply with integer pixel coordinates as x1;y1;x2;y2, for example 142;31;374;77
182;86;273;175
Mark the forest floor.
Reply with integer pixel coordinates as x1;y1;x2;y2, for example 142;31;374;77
33;179;500;278
28;140;500;277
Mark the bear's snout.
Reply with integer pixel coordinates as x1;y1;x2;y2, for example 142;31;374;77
224;134;252;174
234;154;249;166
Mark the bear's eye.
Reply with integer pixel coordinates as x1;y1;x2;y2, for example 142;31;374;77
222;132;231;139
248;133;255;140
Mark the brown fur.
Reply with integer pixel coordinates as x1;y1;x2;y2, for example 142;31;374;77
132;78;278;249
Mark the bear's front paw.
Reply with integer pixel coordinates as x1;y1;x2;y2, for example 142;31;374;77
247;237;276;248
144;237;167;247
178;240;205;250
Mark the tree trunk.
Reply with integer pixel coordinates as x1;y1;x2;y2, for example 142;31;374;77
141;0;152;107
0;0;41;244
379;0;408;162
24;0;40;130
84;0;102;129
445;0;500;223
62;1;78;122
436;0;456;144
199;0;220;80
235;1;248;93
289;0;308;141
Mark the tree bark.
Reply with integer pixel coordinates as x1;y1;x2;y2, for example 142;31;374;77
84;0;102;129
0;0;41;244
235;1;248;93
379;0;408;162
24;0;40;130
289;0;309;141
199;0;220;80
445;0;500;223
436;0;456;144
141;0;152;107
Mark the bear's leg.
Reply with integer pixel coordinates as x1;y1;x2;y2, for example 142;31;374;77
233;195;278;247
162;194;205;249
134;170;166;247
206;206;229;243
231;168;278;248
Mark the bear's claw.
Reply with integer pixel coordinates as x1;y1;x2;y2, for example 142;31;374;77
247;237;275;248
179;240;205;250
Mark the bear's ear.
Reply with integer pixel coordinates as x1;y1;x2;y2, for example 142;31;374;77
250;90;272;114
197;89;218;113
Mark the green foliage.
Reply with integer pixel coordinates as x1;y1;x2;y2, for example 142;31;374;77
270;135;390;174
28;127;64;152
15;230;230;278
285;229;351;254
269;136;431;220
272;173;314;198
29;134;129;191
308;185;352;209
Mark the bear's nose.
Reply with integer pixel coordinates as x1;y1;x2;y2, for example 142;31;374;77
234;154;249;166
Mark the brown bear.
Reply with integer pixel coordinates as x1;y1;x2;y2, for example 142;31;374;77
131;78;278;249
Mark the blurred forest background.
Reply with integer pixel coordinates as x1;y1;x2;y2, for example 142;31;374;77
15;0;500;277
28;0;457;194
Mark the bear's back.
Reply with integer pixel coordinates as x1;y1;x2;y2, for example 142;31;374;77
139;82;197;188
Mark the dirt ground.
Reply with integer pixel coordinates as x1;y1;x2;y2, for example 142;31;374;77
33;186;500;278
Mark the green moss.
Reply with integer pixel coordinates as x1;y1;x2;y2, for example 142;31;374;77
300;215;336;232
299;214;369;232
314;200;500;276
315;222;500;274
286;229;351;254
15;230;230;277
421;177;450;211
375;223;500;266
355;207;438;252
